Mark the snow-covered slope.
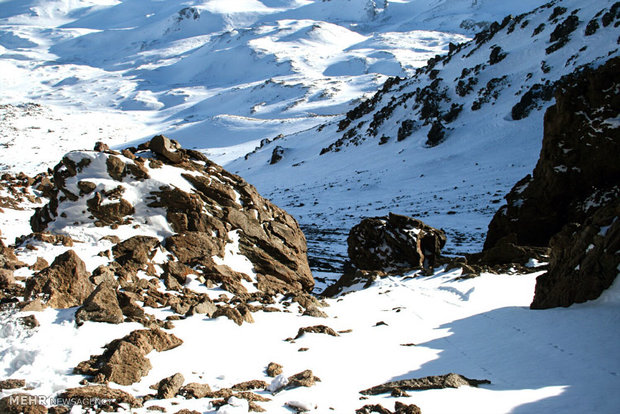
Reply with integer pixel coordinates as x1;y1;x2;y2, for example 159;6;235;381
229;0;620;268
1;0;553;170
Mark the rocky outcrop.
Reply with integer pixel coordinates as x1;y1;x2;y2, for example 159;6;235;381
347;213;446;271
485;57;620;250
29;136;314;296
531;197;619;309
24;250;93;309
482;57;619;307
74;328;183;385
356;402;422;414
360;373;490;395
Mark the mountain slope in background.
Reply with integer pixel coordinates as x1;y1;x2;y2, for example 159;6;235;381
230;0;620;269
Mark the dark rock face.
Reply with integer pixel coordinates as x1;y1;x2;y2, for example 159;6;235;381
531;197;620;309
24;250;93;309
484;57;619;307
486;57;620;250
347;213;446;271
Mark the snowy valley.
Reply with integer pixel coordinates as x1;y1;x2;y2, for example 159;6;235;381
0;1;619;413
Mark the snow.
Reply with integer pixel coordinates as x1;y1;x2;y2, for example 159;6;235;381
1;0;619;413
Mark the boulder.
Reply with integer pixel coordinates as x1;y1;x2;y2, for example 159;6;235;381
24;250;93;308
266;362;283;377
157;373;185;399
75;281;124;325
347;213;446;271
74;328;182;385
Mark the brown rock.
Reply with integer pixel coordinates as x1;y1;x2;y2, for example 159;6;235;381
394;402;422;414
58;385;141;409
24;250;93;308
179;382;212;399
94;142;110;152
0;393;47;414
150;135;184;163
231;380;268;391
75;281;124;325
0;268;15;288
77;180;96;195
347;213;446;271
212;306;251;326
0;379;26;389
18;315;39;329
157;373;185;399
19;299;46;312
106;155;126;181
295;325;339;339
287;370;320;389
266;362;283;377
74;328;182;385
29;257;49;272
112;235;160;269
86;192;134;225
360;373;490;395
164;232;224;266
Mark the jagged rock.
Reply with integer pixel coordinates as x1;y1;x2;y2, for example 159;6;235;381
287;370;320;389
24;250;93;308
360;373;490;395
75;281;124;325
0;393;47;414
348;213;446;271
269;146;285;164
466;234;549;269
75;328;182;385
179;382;212;399
58;385;142;409
157;373;185;399
486;58;619;248
483;57;619;305
212;305;254;326
266;362;283;377
531;197;620;309
295;325;339;339
0;379;26;389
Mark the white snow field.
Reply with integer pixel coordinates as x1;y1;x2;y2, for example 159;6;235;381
1;0;619;413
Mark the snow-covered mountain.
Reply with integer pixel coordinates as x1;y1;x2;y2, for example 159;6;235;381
229;0;620;268
1;1;619;414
